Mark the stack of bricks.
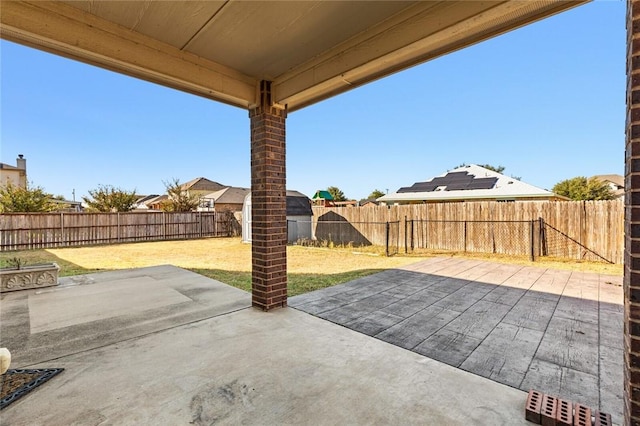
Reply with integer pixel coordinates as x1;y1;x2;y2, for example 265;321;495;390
249;80;288;311
525;390;611;426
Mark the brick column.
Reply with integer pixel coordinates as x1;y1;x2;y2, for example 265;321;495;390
627;1;640;424
249;81;287;311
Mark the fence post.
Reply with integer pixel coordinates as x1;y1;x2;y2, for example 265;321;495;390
538;217;545;257
404;216;408;254
199;211;203;238
529;219;535;261
463;220;467;252
162;212;166;239
117;212;121;243
385;221;390;257
60;212;64;247
411;219;414;251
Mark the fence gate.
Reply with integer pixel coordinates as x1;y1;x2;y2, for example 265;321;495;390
540;220;613;264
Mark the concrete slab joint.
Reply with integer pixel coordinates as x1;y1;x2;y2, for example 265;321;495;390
249;80;288;311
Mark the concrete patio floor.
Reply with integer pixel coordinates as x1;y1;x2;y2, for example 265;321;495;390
0;260;623;424
290;257;624;424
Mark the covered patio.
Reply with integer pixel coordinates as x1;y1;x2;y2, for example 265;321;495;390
1;0;636;423
0;260;621;424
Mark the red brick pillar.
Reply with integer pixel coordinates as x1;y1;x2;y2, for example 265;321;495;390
249;81;287;311
628;1;640;424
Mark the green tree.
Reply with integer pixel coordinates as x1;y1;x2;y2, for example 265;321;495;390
327;186;347;202
0;182;57;212
368;189;385;199
552;177;615;201
456;163;519;180
478;164;505;174
83;185;138;212
161;178;200;212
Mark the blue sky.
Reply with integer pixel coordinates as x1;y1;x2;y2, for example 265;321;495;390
1;1;625;202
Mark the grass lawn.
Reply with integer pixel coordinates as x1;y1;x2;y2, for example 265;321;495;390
0;237;622;296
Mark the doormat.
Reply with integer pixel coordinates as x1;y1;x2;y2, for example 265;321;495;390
1;368;64;410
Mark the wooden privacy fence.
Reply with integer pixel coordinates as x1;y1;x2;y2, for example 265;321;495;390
312;200;624;263
0;211;241;251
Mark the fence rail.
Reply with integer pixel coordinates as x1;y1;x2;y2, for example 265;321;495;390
312;200;624;263
0;211;240;251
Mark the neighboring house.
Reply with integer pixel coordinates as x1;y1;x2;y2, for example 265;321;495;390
133;194;161;210
181;177;227;199
0;154;27;189
242;190;313;243
199;187;250;212
312;190;334;207
144;195;169;210
333;200;357;207
378;164;568;205
50;199;83;212
592;174;624;199
359;199;380;207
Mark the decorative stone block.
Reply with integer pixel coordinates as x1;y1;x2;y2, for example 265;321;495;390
0;348;11;375
0;263;60;292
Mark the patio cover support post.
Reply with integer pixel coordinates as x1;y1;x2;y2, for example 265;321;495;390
249;81;288;311
627;1;640;423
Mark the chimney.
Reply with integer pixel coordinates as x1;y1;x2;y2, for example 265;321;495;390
16;155;27;188
16;154;26;170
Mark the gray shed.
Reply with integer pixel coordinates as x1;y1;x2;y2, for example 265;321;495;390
242;190;313;243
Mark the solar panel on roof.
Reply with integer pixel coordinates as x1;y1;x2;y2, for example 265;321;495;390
395;171;499;193
412;183;437;191
466;178;498;189
397;186;416;193
445;183;469;191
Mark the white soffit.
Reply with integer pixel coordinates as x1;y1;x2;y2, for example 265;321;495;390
0;1;588;111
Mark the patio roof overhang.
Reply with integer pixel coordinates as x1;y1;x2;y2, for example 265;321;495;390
0;0;587;112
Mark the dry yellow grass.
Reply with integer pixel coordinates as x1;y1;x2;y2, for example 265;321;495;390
40;238;425;273
1;237;621;296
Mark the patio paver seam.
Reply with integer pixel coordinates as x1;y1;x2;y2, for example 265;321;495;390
517;279;567;390
369;262;539;352
404;276;524;352
449;266;549;368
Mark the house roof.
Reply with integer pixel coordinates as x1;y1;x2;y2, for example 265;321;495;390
593;174;624;198
135;194;160;204
181;177;227;193
312;190;333;201
145;195;168;205
0;163;20;171
593;174;624;188
286;190;313;216
378;164;568;203
204;187;250;205
243;190;312;216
